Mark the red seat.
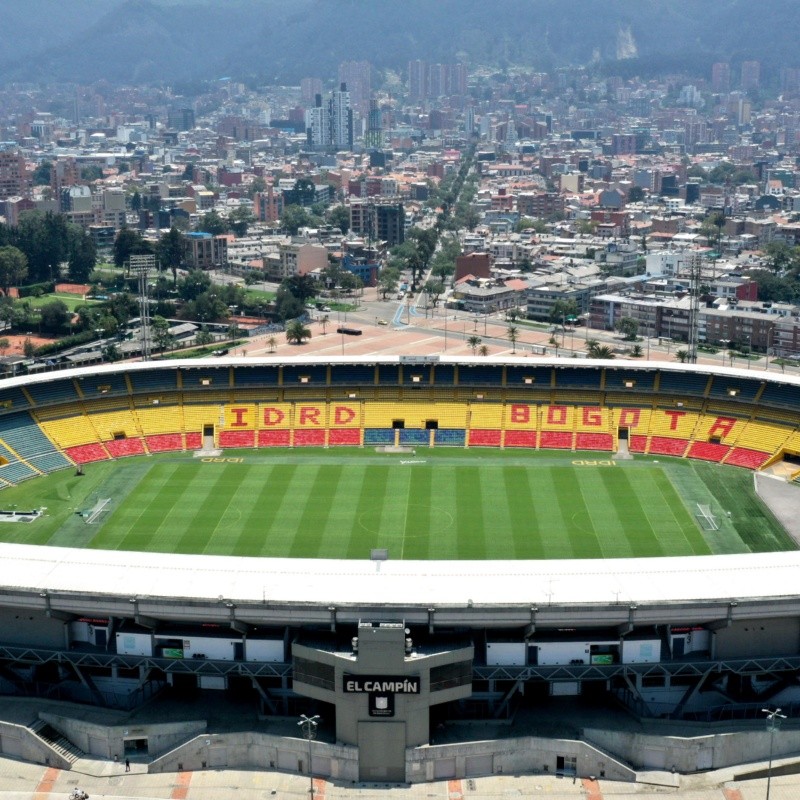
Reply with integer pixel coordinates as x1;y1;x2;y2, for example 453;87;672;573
328;429;360;446
146;434;183;452
725;448;771;469
687;441;730;463
105;438;146;458
649;437;688;456
539;431;573;449
258;430;291;447
293;429;325;446
504;430;537;448
219;430;255;448
575;433;613;451
66;443;109;463
468;429;502;447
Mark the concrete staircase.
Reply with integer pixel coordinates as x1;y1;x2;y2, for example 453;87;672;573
29;719;85;764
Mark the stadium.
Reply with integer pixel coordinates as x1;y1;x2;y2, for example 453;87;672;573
0;355;799;783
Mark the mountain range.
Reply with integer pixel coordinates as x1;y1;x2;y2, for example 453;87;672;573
2;0;798;87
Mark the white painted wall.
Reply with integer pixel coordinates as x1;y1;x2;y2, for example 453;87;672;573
116;631;152;656
486;642;526;666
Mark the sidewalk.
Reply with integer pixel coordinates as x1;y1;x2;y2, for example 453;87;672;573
2;753;800;800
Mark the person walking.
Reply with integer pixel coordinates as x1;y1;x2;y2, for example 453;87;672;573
125;757;130;772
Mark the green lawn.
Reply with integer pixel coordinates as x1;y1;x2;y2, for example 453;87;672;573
23;292;99;312
0;450;791;560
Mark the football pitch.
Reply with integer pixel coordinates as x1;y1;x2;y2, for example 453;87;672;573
0;449;792;560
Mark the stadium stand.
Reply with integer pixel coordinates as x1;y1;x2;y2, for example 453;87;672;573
0;360;797;481
24;379;80;407
146;433;183;452
219;430;256;448
105;438;146;458
65;443;109;463
686;441;731;462
725;448;771;469
0;413;71;471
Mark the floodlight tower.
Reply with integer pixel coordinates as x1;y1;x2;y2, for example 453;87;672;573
130;254;156;361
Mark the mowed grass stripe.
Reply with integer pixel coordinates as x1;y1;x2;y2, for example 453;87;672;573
503;465;543;559
345;466;386;558
480;467;514;559
99;462;190;552
403;466;434;559
555;468;603;558
246;464;298;556
580;470;635;559
173;468;245;554
376;466;413;555
532;468;574;558
598;470;663;557
317;466;368;558
268;466;321;554
228;464;279;556
455;466;486;559
288;466;343;558
648;469;710;555
210;465;271;556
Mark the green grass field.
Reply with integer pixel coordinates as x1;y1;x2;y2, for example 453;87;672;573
0;450;792;560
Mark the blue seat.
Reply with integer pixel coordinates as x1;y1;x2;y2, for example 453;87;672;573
434;429;465;446
364;429;394;445
399;429;429;445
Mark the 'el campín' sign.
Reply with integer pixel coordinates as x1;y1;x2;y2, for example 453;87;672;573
342;675;420;694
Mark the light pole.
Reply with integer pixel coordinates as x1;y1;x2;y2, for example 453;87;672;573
298;713;320;794
762;707;786;800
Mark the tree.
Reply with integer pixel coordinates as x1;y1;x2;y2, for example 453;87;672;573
0;338;9;356
616;316;639;341
195;327;214;346
130;190;142;212
423;279;445;308
377;267;400;300
675;349;689;363
178;270;212;301
81;165;103;182
0;246;27;294
589;344;615;359
229;206;254;237
113;227;151;268
285;319;311;344
33;162;52;186
283;178;316;208
549;298;579;325
267;335;277;353
152;316;174;352
281;204;311;235
467;335;482;354
198;211;228;236
478;344;489;356
327;204;350;234
627;186;645;203
282;274;317;303
274;286;304;321
157;227;186;285
22;337;36;358
102;343;122;362
508;324;519;353
39;300;69;333
67;228;96;283
630;344;643;357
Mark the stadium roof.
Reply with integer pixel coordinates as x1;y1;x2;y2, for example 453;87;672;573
3;543;799;609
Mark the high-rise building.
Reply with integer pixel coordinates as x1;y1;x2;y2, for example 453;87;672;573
300;78;323;106
338;61;371;117
0;149;30;200
167;108;195;131
408;59;428;100
741;60;761;91
428;63;447;98
365;99;383;149
305;84;353;151
711;62;731;93
329;83;353;149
